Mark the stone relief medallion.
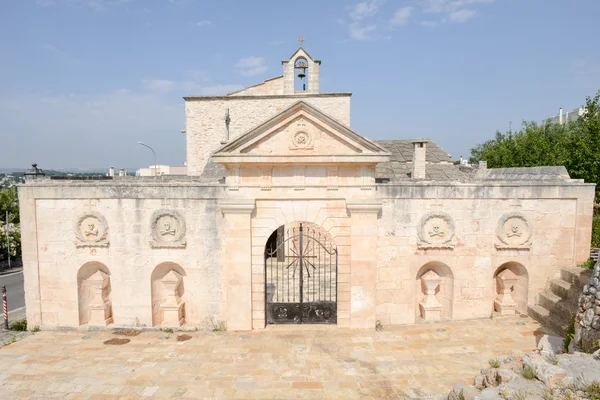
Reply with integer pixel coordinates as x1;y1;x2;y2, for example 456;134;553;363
150;209;186;248
495;212;531;250
289;117;314;150
75;211;109;248
417;212;455;250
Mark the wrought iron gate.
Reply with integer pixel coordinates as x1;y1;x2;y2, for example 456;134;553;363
265;223;337;324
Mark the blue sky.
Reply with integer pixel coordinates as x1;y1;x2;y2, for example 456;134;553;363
1;0;599;170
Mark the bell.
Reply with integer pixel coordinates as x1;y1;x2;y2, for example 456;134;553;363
297;67;306;79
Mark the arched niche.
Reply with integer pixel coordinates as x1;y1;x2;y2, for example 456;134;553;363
493;262;529;314
415;262;454;321
294;57;309;92
77;262;113;326
151;262;186;327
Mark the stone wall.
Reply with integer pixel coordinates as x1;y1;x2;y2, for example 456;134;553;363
19;183;225;329
184;94;351;175
574;260;600;352
375;183;595;326
18;179;595;330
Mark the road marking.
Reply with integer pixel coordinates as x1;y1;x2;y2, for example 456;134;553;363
0;271;23;279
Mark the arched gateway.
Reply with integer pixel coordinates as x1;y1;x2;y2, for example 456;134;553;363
264;222;337;324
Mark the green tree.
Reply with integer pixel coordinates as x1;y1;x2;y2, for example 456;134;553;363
0;186;21;262
470;91;600;203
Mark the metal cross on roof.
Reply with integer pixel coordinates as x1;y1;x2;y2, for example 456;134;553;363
298;36;304;47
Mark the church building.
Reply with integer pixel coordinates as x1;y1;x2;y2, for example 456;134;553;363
18;45;595;331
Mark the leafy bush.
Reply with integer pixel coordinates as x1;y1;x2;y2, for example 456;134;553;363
563;315;576;353
592;211;600;248
521;365;537;380
581;258;596;269
10;319;27;331
488;358;500;368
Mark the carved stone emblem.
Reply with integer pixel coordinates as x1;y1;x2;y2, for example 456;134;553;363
417;212;455;249
150;210;186;248
289;117;314;150
495;212;531;250
75;212;109;248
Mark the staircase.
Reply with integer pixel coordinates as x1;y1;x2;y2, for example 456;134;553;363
528;267;592;336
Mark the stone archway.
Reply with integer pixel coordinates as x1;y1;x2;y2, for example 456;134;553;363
151;262;187;327
77;262;113;326
415;262;454;321
264;221;337;325
493;262;529;314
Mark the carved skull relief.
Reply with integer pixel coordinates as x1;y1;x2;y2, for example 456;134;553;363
417;212;455;249
496;213;531;249
289;117;314;150
150;210;186;248
75;212;109;248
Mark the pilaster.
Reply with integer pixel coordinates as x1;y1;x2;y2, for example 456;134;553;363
347;200;381;329
219;199;255;331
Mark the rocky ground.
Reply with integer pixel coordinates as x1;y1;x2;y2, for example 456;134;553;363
440;335;600;400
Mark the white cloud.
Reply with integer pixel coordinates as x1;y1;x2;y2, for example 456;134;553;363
343;0;385;40
419;0;493;23
196;20;212;27
142;79;176;91
347;0;384;20
200;84;244;96
390;7;412;27
420;20;438;27
235;57;268;77
349;23;376;40
422;0;494;13
448;9;476;22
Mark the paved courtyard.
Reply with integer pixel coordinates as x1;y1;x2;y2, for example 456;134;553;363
0;315;552;399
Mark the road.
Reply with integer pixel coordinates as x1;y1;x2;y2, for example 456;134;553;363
0;271;25;312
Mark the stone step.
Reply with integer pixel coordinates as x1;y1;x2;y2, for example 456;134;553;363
550;278;572;300
538;292;577;321
560;267;592;289
527;305;566;336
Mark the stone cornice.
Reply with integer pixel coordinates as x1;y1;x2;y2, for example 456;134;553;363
218;199;255;214
183;92;351;101
346;200;382;214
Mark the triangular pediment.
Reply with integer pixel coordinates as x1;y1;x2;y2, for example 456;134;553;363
212;101;391;165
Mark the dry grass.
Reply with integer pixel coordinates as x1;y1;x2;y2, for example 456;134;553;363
113;329;142;337
177;334;192;342
103;338;130;345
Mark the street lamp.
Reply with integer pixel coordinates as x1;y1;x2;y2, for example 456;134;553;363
137;141;157;177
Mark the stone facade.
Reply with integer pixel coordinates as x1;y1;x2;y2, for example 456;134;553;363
18;45;596;331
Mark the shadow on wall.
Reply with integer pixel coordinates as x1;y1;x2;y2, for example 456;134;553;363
151;262;186;327
77;262;113;326
415;262;454;322
493;262;529;315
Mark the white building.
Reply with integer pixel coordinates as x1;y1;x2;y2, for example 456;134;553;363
544;107;587;125
136;165;188;177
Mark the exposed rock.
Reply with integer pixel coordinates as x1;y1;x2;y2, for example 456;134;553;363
536;334;564;355
448;384;478;400
496;368;519;384
474;367;499;389
522;354;567;388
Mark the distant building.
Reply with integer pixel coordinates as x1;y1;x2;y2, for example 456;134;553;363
543;107;586;125
136;165;188;177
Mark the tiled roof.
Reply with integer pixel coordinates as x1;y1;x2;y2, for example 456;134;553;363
375;140;469;181
376;140;453;163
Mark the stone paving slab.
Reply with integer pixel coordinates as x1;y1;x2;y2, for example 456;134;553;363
0;315;551;399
